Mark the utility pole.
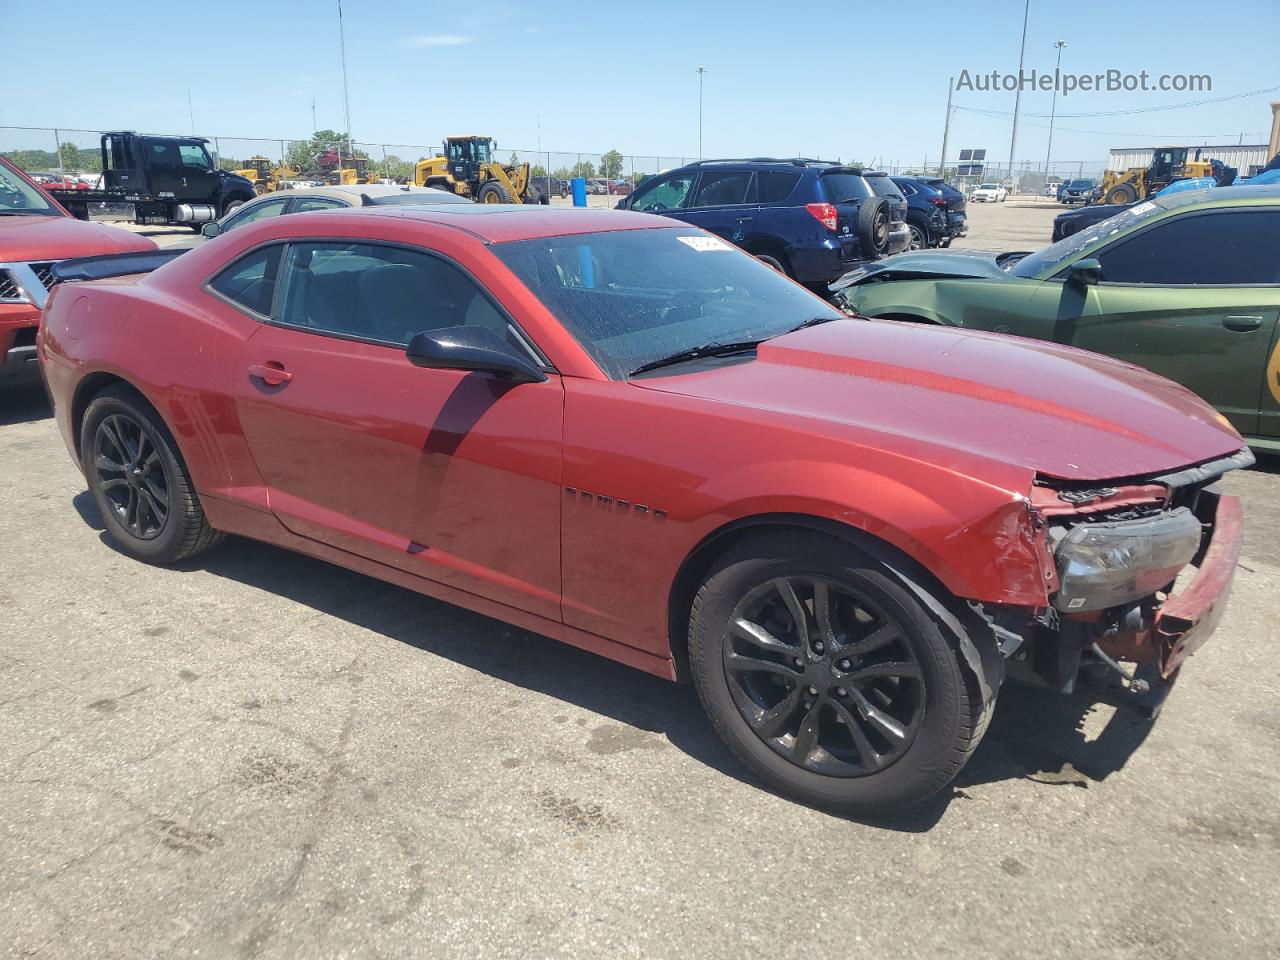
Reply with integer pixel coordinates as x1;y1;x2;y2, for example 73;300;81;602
337;0;353;148
696;66;706;160
1007;0;1030;189
1044;41;1066;186
187;89;196;135
311;98;318;134
939;76;954;178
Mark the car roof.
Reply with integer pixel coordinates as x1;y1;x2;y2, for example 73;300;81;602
294;204;674;243
1155;183;1280;212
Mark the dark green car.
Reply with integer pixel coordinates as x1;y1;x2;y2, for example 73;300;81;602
833;185;1280;451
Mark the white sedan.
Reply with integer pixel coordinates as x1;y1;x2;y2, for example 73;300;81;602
971;182;1008;203
173;183;470;247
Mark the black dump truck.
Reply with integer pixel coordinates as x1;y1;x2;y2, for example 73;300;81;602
47;131;257;230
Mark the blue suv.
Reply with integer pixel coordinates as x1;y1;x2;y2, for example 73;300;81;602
891;176;967;249
1057;178;1097;204
615;158;909;290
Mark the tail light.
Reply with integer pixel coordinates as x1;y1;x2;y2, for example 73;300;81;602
805;202;839;231
929;196;948;206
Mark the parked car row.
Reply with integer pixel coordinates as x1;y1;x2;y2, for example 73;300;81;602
613;158;969;290
1;150;1259;819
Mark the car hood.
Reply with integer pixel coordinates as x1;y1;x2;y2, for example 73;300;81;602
830;249;1019;290
0;215;156;262
632;320;1244;483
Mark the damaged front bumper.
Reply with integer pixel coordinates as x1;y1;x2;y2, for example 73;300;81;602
1100;491;1243;680
999;452;1249;714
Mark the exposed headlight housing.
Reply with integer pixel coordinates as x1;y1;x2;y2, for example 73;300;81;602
1054;507;1202;612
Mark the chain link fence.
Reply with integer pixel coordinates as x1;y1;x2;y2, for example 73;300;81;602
2;125;1107;199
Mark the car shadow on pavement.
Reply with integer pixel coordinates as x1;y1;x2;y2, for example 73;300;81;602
0;383;51;425
71;489;1155;832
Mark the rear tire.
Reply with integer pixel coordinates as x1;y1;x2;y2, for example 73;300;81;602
81;385;224;565
907;223;929;250
1104;183;1138;205
688;531;995;814
754;253;788;275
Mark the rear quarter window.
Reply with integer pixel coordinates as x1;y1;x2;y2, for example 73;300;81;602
758;171;800;203
820;173;872;203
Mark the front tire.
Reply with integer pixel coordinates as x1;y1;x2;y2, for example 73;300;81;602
478;181;515;204
81;385;224;565
688;531;993;814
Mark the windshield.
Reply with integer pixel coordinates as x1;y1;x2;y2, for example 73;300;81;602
0;162;60;216
1011;199;1167;277
978;183;999;189
491;227;842;379
1069;179;1093;188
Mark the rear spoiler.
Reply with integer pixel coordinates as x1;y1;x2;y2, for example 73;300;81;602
50;248;188;284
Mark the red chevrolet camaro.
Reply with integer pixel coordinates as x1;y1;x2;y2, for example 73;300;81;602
38;205;1248;813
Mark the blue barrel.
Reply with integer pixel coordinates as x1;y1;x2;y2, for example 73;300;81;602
571;177;587;207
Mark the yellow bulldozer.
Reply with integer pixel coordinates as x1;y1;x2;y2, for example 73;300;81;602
413;136;547;204
1097;146;1235;205
233;156;301;195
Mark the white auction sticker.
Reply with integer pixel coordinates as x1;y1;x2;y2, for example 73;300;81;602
677;235;732;252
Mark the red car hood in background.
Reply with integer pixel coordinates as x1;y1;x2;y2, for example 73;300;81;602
634;319;1244;483
0;215;155;262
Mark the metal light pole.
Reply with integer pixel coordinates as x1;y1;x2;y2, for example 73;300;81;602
938;76;954;178
1006;0;1030;191
337;0;353;147
1043;40;1066;187
697;66;706;160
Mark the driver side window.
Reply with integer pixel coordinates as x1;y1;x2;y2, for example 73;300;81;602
1094;211;1280;285
631;175;694;212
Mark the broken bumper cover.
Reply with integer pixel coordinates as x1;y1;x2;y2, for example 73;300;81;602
1103;493;1243;679
1153;493;1243;677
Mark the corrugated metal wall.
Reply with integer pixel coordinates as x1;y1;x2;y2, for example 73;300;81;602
1108;145;1272;174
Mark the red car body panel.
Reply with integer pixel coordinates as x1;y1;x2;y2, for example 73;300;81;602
37;206;1246;681
0;156;154;371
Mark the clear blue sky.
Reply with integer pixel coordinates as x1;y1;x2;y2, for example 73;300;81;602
3;0;1277;168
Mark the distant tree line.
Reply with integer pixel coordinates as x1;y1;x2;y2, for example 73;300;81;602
3;143;104;174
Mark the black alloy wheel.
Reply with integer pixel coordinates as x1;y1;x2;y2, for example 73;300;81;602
80;384;224;564
723;575;923;776
688;531;997;813
93;413;170;540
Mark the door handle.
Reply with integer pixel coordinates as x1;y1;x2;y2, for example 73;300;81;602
248;361;292;385
1223;315;1263;332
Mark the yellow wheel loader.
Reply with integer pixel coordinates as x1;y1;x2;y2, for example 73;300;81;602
232;157;301;195
1097;146;1235;205
413;136;548;204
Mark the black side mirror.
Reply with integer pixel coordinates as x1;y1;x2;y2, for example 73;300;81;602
1067;257;1101;287
200;221;222;239
405;325;547;383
